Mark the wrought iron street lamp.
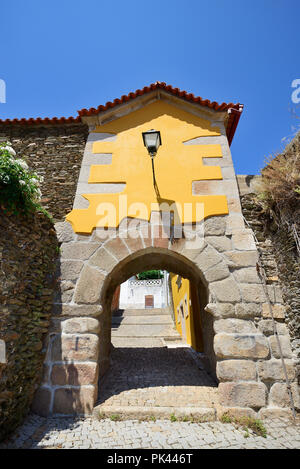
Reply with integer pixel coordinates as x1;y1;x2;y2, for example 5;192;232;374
142;129;162;158
142;130;162;194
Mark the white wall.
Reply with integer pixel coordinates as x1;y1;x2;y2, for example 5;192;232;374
119;272;170;309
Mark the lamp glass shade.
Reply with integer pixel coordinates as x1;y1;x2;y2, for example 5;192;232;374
142;130;161;156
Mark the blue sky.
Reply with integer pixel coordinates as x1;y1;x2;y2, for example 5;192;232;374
1;0;299;174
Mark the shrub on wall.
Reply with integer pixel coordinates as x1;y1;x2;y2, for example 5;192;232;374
257;131;300;230
0;142;48;217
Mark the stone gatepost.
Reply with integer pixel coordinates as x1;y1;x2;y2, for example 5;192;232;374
32;88;299;419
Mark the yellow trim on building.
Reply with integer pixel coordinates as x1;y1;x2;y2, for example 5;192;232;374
67;100;228;234
170;273;195;349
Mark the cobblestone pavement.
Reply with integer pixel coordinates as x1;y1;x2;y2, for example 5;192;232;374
0;414;299;449
96;346;219;410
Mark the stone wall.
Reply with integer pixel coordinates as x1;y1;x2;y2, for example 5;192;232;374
0;211;58;440
237;175;300;384
0;123;88;222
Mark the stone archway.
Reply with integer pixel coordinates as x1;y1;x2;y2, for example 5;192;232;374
71;220;229;384
94;247;218;418
98;246;211;376
32;217;298;420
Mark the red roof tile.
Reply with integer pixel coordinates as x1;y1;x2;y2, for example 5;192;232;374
0;116;81;125
78;82;242;116
0;83;243;144
78;82;243;145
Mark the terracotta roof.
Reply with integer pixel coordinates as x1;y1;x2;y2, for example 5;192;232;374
78;82;243;145
0;116;81;125
226;106;244;146
78;82;242;116
0;83;243;144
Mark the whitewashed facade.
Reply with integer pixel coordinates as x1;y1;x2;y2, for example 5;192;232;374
119;272;170;309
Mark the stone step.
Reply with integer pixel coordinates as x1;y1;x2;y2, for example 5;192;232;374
93;405;217;422
111;315;174;326
111;336;185;348
111;324;180;338
162;337;189;348
111;337;168;348
114;308;171;317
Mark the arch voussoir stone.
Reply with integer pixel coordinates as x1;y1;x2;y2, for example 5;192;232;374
121;231;144;253
104;235;131;261
139;224;153;248
88;245;118;273
193;244;224;274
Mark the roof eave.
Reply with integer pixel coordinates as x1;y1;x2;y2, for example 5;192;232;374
226;105;244;146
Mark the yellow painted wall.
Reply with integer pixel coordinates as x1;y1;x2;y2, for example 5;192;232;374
170;273;197;349
67;100;228;233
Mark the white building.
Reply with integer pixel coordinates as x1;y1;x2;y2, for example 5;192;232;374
119;271;170;309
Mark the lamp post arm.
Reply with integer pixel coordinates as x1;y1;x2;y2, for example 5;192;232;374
151;156;160;198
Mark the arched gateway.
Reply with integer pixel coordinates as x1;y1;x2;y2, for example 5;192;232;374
32;83;297;420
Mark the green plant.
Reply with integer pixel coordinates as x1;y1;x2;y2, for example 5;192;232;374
257;132;300;230
220;413;232;424
109;414;121;421
170;413;177;422
247;418;267;438
37;205;54;222
0;142;46;216
137;270;163;280
220;413;267;438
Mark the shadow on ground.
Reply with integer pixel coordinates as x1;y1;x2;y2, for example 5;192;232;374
96;346;217;407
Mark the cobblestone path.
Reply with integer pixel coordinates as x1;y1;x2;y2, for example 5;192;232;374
97;307;219;418
96;346;219;414
1;414;299;449
2;306;298;450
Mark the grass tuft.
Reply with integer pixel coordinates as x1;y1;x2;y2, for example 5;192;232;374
220;413;267;438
